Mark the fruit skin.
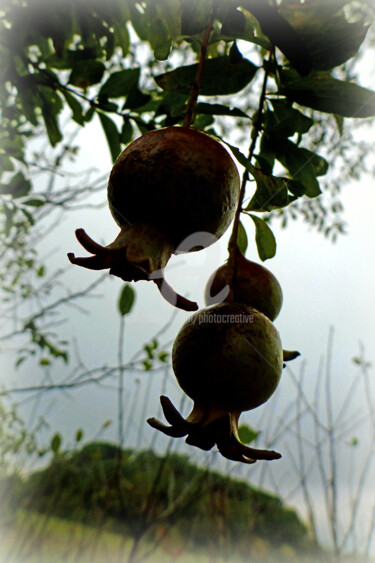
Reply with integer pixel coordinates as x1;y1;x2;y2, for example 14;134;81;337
205;250;283;321
172;302;283;414
108;126;240;249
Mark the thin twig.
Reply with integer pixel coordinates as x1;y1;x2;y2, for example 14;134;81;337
183;3;218;128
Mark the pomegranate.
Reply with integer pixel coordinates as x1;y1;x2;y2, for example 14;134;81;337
147;302;284;463
68;126;240;310
205;249;283;320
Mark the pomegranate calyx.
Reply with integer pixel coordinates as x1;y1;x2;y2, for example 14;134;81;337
147;396;282;464
68;227;198;311
283;350;300;362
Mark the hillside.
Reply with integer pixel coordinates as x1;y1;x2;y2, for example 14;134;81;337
0;441;322;562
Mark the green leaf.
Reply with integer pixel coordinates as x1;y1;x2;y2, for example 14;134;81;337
98;112;122;162
193;114;214;130
51;433;62;454
181;0;213;35
69;60;105;88
99;69;140;99
221;7;247;36
155;92;188;119
0;172;31;198
62;90;84;125
39;358;50;366
279;70;375;118
249;214;276;261
155;56;258;96
124;88;151;110
238;424;259;444
276;140;325;197
118;284;135;316
75;429;84;442
38;88;63;146
158;351;169;363
23;198;46;207
237;221;248;254
150;17;172;60
268;100;314;136
17;85;38;126
196;102;250;119
241;0;312;76
121;119;133;144
0;154;14;172
280;4;369;70
223;142;253;172
143;359;152;371
247;169;294;211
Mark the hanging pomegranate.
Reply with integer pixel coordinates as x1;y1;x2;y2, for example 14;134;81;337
68;126;240;310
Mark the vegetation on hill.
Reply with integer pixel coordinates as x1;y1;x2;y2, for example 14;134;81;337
1;441;317;560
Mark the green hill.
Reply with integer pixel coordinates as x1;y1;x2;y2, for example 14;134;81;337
1;442;320;562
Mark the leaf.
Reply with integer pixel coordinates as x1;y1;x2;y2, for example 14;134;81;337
280;4;369;70
0;172;31;198
17;85;38;126
99;69;140;98
158;352;169;363
279;70;375;118
275;140;326;197
224;142;253;172
237;221;248;254
124;88;151;110
195;102;250;119
50;433;62;454
246;169;294;211
38;88;63;146
238;424;259;444
155;56;258;96
23;198;46;207
62;90;84;125
143;359;152;371
181;0;213;35
150;16;172;60
193;114;214;130
121;118;133;144
221;7;247;36
69;60;105;88
241;0;312;76
249;214;276;261
75;429;84;442
269;100;314;136
98;112;122;162
118;284;135;316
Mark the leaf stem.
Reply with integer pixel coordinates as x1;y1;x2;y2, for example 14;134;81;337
183;3;218;128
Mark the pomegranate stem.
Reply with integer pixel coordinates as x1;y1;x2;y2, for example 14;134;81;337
183;2;218;128
227;49;274;284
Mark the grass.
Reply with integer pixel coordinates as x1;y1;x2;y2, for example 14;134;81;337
1;509;373;563
0;509;214;563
